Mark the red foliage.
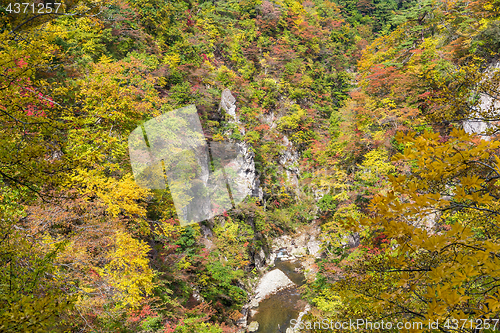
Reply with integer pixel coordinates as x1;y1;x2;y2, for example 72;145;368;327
127;304;159;324
186;9;194;27
254;124;270;132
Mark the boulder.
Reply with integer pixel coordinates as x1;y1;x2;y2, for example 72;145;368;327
301;258;319;281
247;321;259;332
236;315;247;328
253;269;295;304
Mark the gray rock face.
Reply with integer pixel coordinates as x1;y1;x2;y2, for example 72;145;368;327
253;247;267;269
463;61;500;140
346;232;360;248
271;223;324;261
233;141;262;199
220;89;263;200
280;135;300;189
261;107;300;192
307;237;322;257
252;269;295;305
464;116;494;138
420;211;441;230
220;89;237;119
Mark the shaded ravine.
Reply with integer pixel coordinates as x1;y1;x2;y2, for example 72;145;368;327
250;259;307;333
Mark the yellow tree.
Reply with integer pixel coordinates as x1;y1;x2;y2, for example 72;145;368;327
0;2;162;330
326;128;500;332
0;3;115;331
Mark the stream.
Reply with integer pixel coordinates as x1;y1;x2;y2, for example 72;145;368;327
250;259;307;333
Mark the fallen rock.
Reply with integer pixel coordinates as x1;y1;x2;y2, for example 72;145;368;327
253;269;295;304
247;321;259;332
236;315;247;328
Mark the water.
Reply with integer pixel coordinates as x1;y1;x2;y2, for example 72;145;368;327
250;259;307;333
274;259;305;286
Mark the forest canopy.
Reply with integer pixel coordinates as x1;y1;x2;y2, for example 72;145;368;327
1;0;500;332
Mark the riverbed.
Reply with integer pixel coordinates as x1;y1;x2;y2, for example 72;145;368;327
250;259;307;333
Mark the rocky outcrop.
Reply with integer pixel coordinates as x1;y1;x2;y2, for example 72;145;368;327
252;247;267;270
270;223;324;263
259;103;301;195
280;135;300;189
463;61;500;140
238;224;321;331
307;236;322;257
220;88;263;200
345;232;360;248
268;223;323;282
